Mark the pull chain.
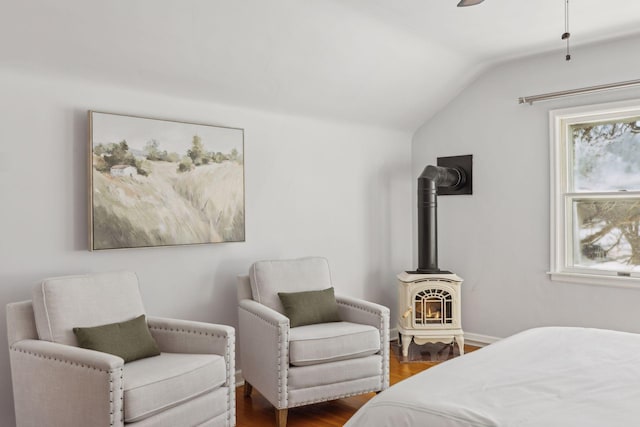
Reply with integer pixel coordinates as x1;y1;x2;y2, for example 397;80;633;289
562;0;571;61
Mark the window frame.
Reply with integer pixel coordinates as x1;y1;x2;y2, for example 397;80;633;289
549;99;640;288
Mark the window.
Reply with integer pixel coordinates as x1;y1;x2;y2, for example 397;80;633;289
550;100;640;287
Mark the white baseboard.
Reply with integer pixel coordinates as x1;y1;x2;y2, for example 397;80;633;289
464;332;500;347
390;327;499;348
390;327;399;341
236;370;244;387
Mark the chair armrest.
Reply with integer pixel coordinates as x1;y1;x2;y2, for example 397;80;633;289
9;339;124;427
238;299;290;408
147;316;234;355
335;295;390;330
238;299;290;326
335;295;390;390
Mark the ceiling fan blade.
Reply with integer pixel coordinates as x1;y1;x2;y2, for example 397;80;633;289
457;0;485;6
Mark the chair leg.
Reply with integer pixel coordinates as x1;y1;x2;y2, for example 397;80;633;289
243;381;253;397
275;408;288;427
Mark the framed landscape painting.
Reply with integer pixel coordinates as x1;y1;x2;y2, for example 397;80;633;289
88;111;245;250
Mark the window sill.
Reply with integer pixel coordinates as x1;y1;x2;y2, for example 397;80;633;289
548;271;640;289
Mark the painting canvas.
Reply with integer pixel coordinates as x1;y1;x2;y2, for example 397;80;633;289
89;111;245;250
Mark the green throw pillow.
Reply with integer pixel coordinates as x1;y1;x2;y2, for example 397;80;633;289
278;287;341;328
73;314;160;363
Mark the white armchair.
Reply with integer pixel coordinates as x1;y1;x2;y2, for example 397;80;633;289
237;257;389;427
6;271;235;427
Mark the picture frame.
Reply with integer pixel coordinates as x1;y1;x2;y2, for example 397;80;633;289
88;111;245;250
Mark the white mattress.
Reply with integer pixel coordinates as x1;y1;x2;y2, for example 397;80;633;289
346;327;640;427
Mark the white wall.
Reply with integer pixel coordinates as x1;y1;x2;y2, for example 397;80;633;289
0;67;412;425
413;34;640;341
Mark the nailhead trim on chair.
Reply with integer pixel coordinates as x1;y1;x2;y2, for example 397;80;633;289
225;332;236;426
226;336;231;426
336;301;382;315
108;367;126;426
288;386;382;408
119;368;124;424
278;324;290;408
109;370;114;426
379;312;390;390
147;325;229;339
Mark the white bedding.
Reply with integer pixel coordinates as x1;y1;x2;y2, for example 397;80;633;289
345;327;640;427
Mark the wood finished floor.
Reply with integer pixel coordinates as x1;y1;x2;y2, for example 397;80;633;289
236;341;480;427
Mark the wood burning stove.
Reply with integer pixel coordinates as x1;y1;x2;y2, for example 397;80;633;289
397;272;463;357
398;156;471;357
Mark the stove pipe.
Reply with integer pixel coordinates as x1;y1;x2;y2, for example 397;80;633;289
413;165;464;274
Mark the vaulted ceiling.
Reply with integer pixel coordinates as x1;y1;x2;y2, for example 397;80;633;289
2;0;640;131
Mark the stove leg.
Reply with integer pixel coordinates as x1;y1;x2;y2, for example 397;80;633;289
455;335;464;355
401;334;412;357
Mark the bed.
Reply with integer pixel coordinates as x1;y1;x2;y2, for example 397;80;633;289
345;327;640;427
